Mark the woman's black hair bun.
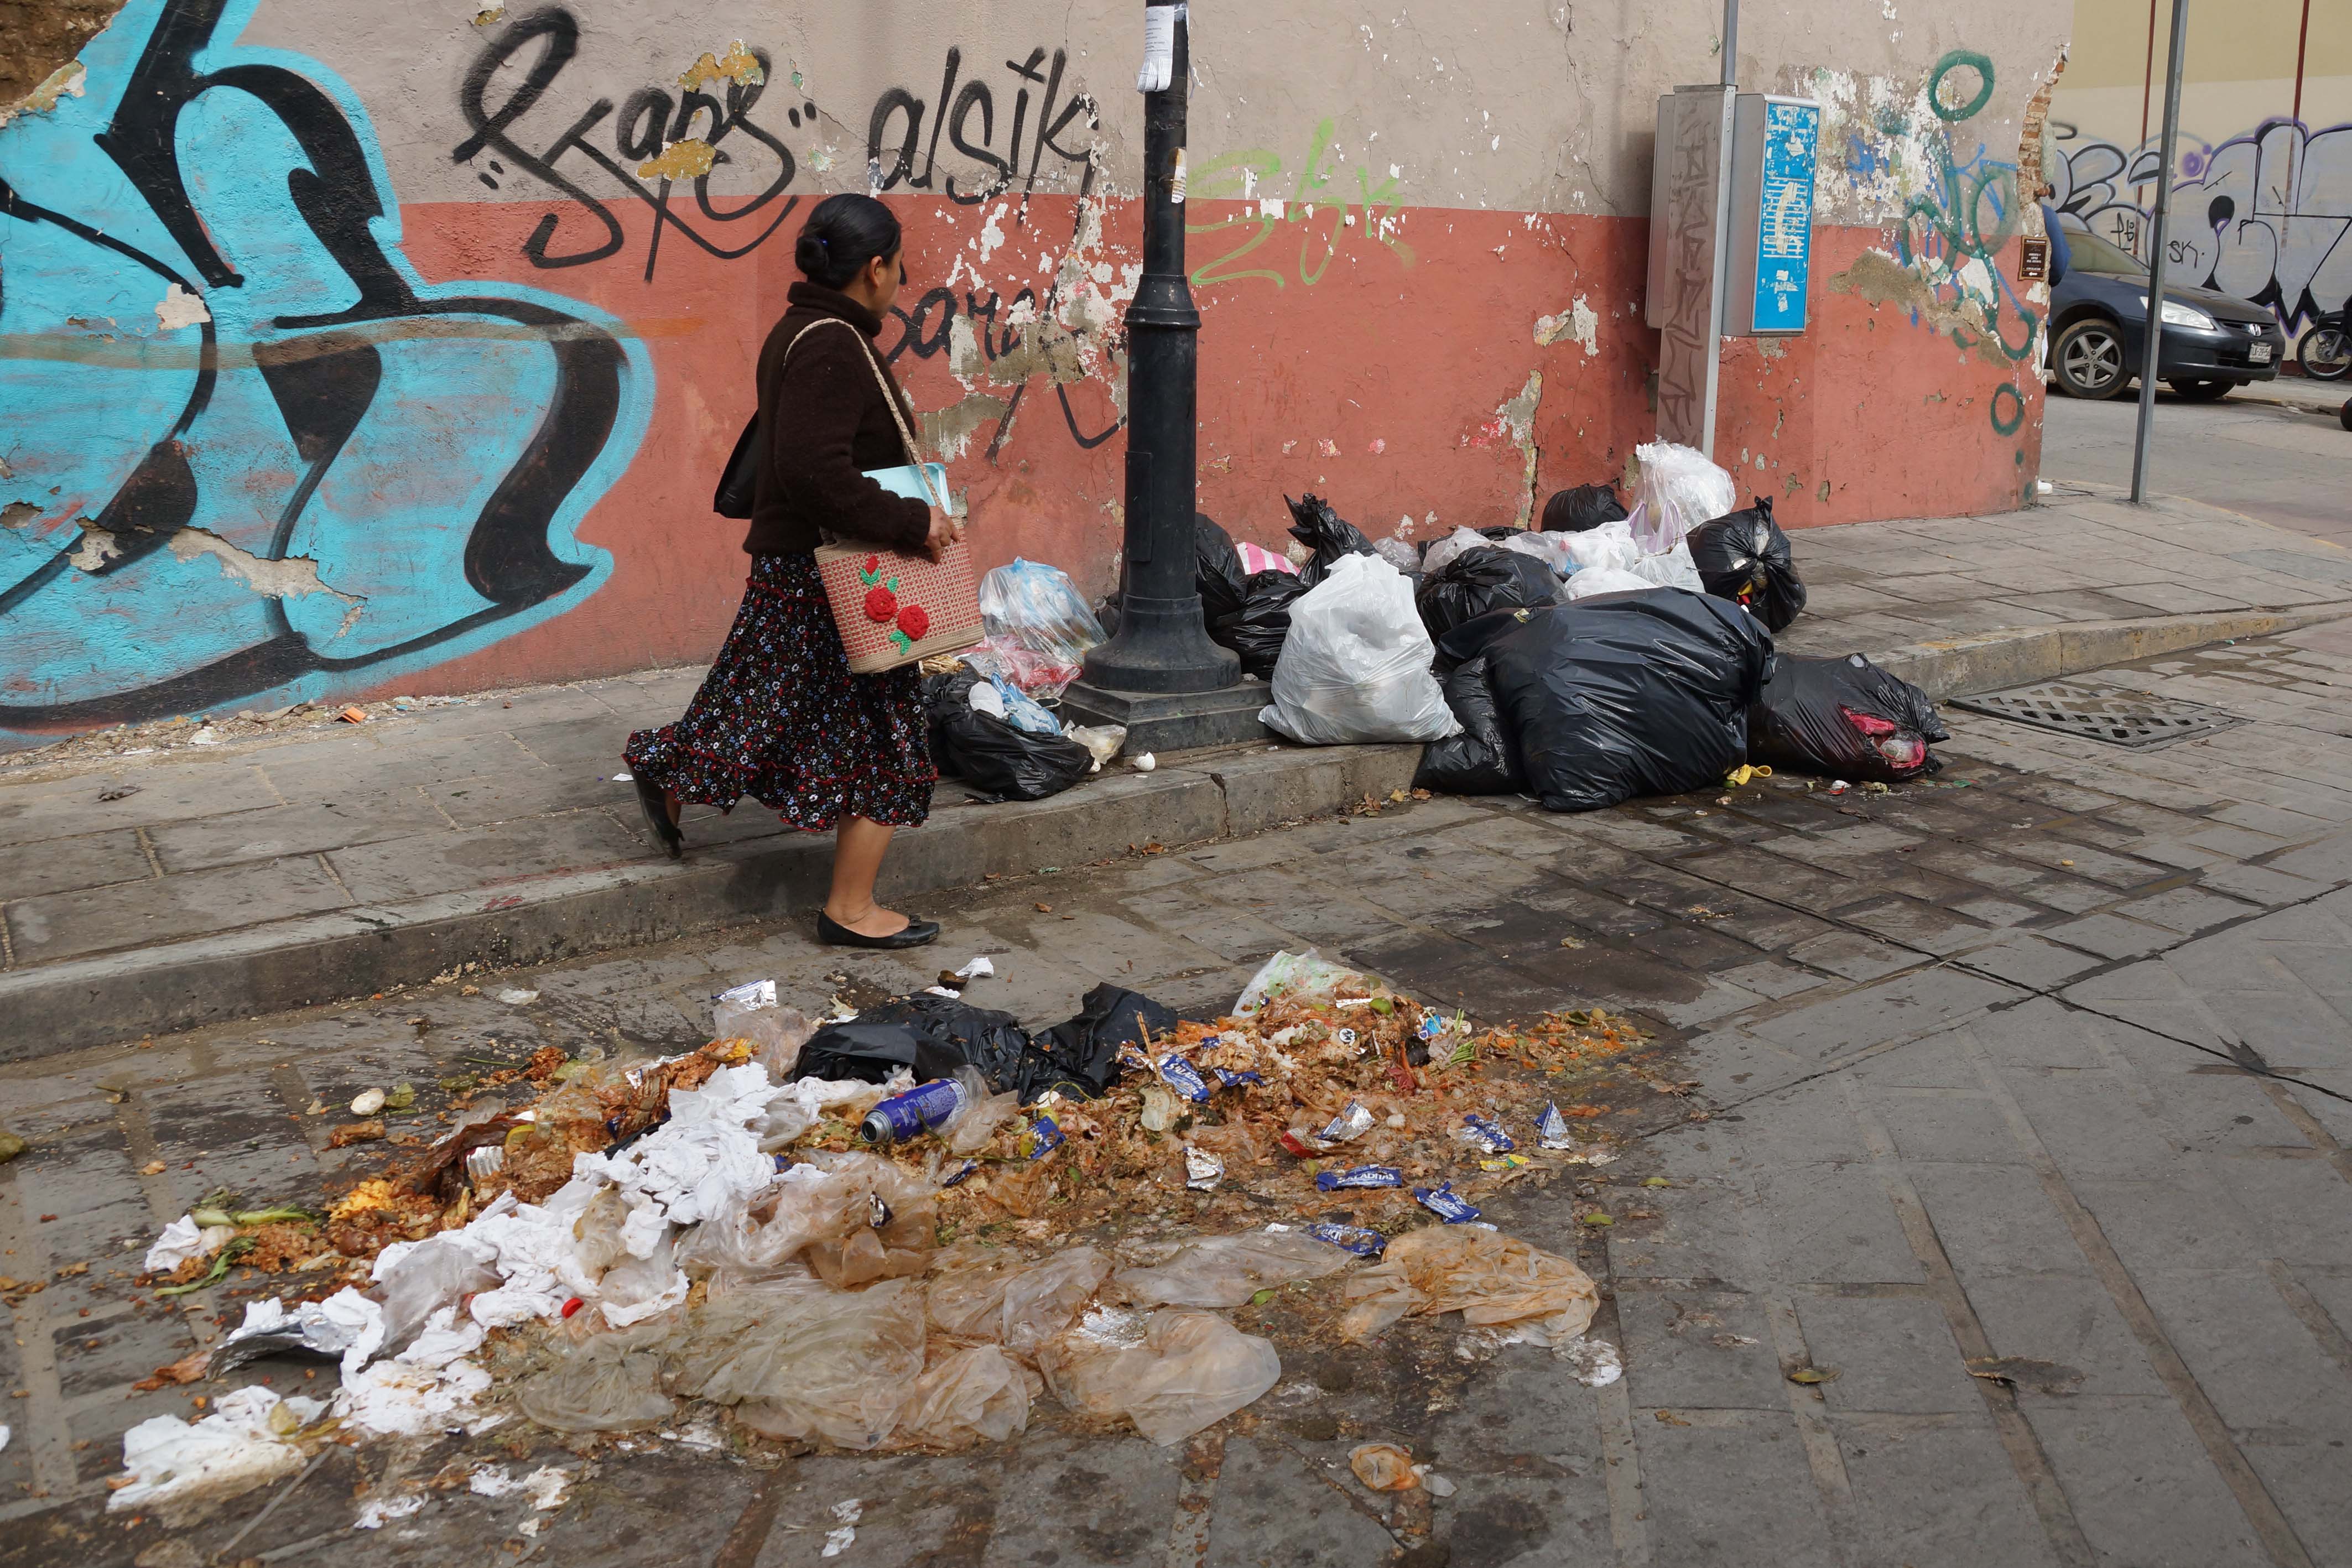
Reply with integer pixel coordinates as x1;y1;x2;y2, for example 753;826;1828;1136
795;194;902;290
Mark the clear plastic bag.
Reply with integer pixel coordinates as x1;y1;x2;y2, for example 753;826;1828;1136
372;1233;501;1355
977;559;1106;689
711;982;814;1077
960;658;1063;736
1232;949;1376;1014
673;1152;933;1288
1492;529;1577;577
894;1344;1034;1447
1628;541;1703;592
1260;554;1460;746
928;1245;1111;1357
1631;442;1736;554
1559;519;1642;575
671;1274;928;1450
1562;565;1653;601
1112;1232;1354;1309
1417;526;1494;579
514;1327;676;1433
1371;536;1422;575
1040;1308;1282;1445
1337;1228;1598;1344
1062;723;1128;773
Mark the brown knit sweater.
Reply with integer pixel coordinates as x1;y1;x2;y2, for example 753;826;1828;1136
743;282;933;558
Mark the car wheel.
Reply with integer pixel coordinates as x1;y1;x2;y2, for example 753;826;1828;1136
2299;327;2351;382
2168;379;2234;402
2053;319;2133;400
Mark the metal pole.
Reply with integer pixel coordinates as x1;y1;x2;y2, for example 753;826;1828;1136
2129;0;2188;504
1075;2;1237;695
1721;0;1739;88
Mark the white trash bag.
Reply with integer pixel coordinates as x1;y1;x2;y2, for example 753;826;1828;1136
1562;566;1654;601
1631;442;1736;554
1259;555;1460;746
1559;518;1643;576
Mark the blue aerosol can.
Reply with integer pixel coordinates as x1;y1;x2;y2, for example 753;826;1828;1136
859;1078;970;1144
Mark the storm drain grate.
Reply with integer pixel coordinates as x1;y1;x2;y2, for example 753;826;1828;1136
1948;680;2245;749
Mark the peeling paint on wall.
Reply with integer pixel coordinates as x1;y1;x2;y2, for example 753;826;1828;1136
1533;294;1599;356
635;138;717;181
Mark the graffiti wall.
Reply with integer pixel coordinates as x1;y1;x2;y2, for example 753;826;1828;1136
2048;0;2352;328
0;0;2070;741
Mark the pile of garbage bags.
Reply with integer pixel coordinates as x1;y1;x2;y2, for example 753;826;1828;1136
924;559;1127;802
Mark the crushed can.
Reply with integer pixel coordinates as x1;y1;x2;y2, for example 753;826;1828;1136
1183;1145;1224;1190
1317;1101;1375;1144
1460;1113;1516;1154
1414;1181;1481;1223
1315;1165;1403;1191
1156;1054;1213;1104
1306;1222;1388;1257
860;1078;970;1144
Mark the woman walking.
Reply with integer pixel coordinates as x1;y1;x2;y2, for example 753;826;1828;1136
625;194;960;950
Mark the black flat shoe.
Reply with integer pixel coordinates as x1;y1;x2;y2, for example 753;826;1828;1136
818;911;941;949
632;774;681;859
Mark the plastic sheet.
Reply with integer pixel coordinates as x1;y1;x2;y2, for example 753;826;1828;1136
1371;536;1423;575
1413;657;1524;796
894;1344;1033;1447
672;1274;929;1450
1339;1228;1599;1344
1040;1308;1283;1445
1236;541;1293;576
1492;529;1579;578
1112;1231;1355;1308
1627;541;1704;593
964;636;1084;701
209;1287;384;1378
977;559;1106;690
1631;442;1736;553
1747;653;1947;782
673;1153;934;1288
1477;590;1775;812
1687;496;1807;632
1284;493;1376;587
1542;483;1628;533
1260;555;1460;746
928;1244;1112;1356
854;993;1033;1093
372;1233;504;1355
515;1327;676;1433
1029;983;1179;1100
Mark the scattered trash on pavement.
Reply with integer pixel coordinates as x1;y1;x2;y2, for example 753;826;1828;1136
116;946;1646;1500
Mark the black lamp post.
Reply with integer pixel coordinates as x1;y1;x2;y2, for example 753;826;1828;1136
1059;2;1264;752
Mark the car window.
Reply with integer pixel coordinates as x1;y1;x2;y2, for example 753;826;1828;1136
2056;218;2148;277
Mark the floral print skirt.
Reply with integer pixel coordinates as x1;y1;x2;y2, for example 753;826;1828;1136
624;553;935;831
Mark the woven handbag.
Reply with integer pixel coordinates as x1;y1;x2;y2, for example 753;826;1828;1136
779;320;982;674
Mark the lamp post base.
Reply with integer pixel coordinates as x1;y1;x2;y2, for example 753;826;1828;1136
1057;679;1271;754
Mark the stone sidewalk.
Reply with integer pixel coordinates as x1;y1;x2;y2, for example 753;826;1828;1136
4;483;2350;1056
4;624;2352;1566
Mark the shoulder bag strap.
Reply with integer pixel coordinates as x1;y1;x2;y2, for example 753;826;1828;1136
782;317;944;513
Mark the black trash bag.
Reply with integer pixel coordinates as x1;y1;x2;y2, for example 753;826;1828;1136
924;667;1094;802
1284;493;1375;587
1412;657;1524;795
1414;545;1561;641
1542;483;1628;533
1687;495;1807;632
1215;569;1312;679
1482;590;1776;812
1028;983;1179;1100
792;1020;974;1085
1194;513;1249;629
1747;653;1948;783
853;993;1037;1089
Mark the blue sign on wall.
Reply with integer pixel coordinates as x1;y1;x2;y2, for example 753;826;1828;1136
1752;99;1819;332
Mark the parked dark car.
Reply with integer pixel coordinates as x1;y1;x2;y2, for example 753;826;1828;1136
2046;215;2288;402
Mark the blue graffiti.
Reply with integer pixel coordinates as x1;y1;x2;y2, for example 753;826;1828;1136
0;0;651;737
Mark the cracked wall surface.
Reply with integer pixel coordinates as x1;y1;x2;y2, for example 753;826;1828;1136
0;0;2071;742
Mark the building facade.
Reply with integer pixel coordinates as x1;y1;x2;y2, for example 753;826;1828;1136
0;0;2069;738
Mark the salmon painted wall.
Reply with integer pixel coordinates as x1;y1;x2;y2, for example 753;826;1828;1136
0;0;2070;739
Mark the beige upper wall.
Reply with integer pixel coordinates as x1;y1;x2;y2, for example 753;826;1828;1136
2056;0;2352;142
219;0;2067;223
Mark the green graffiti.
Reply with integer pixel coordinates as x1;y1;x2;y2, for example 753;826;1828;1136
1185;118;1415;291
1928;50;1996;123
1990;383;2026;435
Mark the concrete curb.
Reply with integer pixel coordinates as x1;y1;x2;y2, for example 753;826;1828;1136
0;743;1421;1060
1874;602;2352;698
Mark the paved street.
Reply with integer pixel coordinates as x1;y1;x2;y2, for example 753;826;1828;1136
6;623;2352;1567
2040;378;2351;548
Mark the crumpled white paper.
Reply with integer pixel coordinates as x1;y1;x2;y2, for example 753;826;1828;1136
143;1214;233;1274
109;1386;326;1514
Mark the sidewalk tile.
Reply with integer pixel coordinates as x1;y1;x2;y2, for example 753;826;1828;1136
2022;1395;2273;1566
145;789;450;872
1754;1162;1924;1285
1797;1295;1982;1413
1633;1419;1837;1567
0;830;153;903
5;855;350;963
1832;1418;2062;1568
325;811;644;904
1619;1289;1789;1409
